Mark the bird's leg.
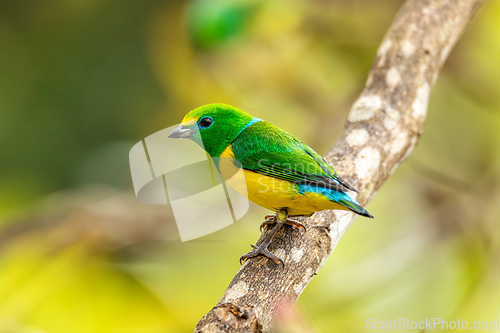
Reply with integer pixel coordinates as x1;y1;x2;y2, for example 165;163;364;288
260;214;306;233
240;209;290;267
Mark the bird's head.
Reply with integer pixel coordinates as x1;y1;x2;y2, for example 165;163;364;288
168;103;255;157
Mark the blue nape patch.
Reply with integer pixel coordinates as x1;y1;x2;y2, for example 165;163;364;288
297;184;354;203
238;117;262;136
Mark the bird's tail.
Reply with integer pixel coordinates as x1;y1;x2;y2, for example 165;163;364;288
298;184;374;218
324;187;373;218
338;197;374;218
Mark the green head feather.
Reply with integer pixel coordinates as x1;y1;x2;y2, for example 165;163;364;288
176;103;256;157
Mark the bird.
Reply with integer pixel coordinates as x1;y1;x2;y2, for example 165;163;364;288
168;103;373;266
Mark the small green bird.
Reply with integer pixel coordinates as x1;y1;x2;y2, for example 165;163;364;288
169;103;372;266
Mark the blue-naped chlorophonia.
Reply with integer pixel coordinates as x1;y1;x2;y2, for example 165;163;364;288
169;104;373;266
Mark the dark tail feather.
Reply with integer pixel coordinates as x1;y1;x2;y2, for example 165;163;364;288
339;199;374;218
336;175;359;193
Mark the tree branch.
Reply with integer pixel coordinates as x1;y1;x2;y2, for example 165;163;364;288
195;0;484;331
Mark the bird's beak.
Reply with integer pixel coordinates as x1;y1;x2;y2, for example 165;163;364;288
168;126;194;139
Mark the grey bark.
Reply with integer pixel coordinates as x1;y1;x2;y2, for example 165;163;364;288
195;0;484;331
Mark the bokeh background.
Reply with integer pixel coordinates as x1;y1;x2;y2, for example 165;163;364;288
1;0;500;332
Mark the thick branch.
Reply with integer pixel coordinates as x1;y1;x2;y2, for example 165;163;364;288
195;0;484;332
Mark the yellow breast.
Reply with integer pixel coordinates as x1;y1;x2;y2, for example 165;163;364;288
217;145;348;216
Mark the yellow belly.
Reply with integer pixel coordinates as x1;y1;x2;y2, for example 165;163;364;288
218;145;349;216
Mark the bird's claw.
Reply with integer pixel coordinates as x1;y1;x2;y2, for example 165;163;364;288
260;215;306;233
239;244;284;268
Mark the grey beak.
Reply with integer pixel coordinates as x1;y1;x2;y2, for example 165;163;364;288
168;126;194;139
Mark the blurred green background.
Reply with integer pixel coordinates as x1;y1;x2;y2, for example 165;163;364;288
1;0;500;332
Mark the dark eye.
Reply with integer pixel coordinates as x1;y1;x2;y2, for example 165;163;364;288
199;116;213;128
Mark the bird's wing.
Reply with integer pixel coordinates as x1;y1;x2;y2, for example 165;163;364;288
229;121;358;193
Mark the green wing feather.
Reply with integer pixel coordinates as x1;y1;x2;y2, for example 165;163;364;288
230;121;358;193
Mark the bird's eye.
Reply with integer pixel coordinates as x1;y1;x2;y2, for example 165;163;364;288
199;116;213;129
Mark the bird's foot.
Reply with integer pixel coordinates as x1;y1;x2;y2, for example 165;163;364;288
239;243;284;268
260;214;306;233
